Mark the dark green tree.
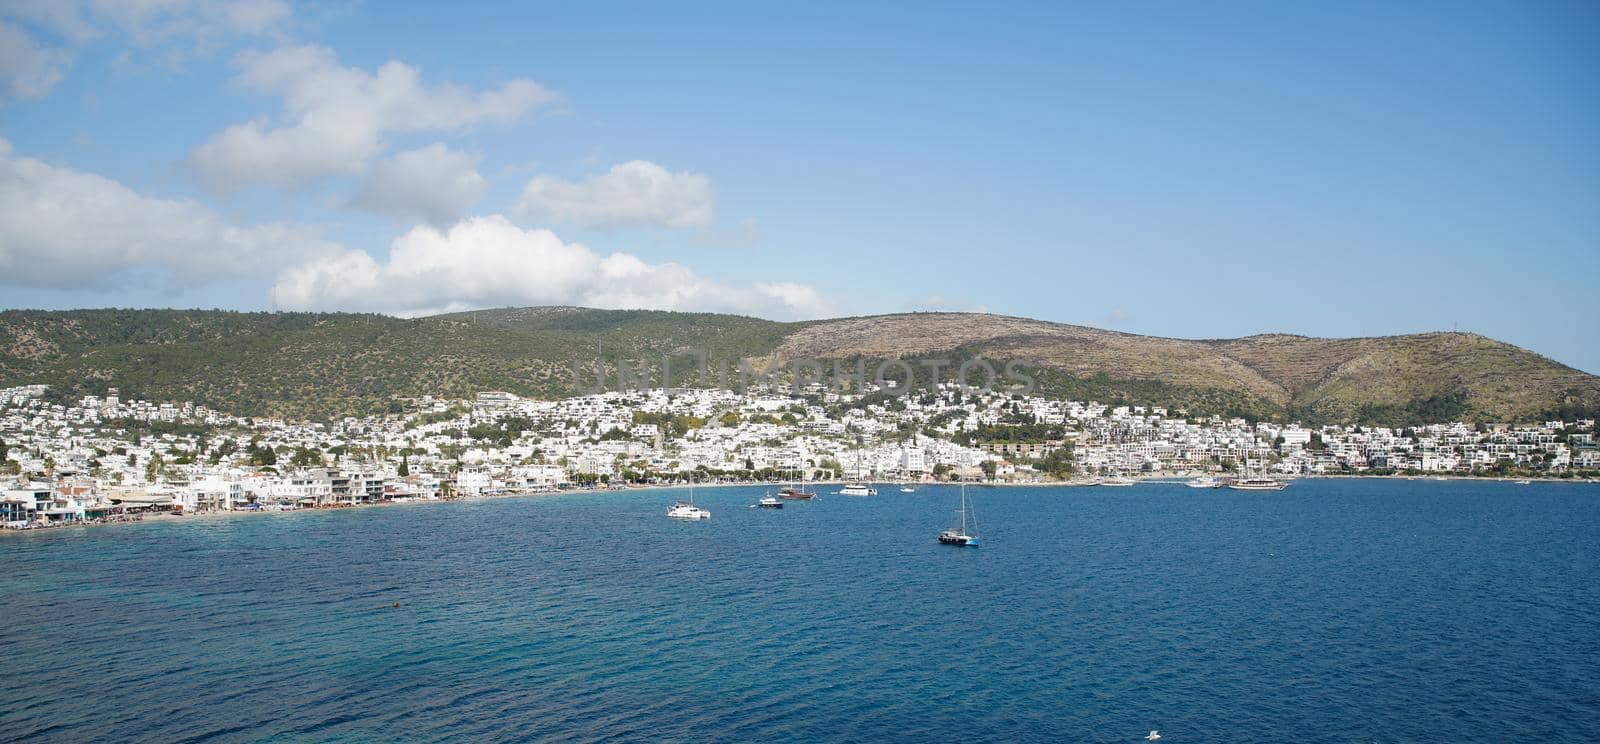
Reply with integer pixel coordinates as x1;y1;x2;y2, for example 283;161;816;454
290;446;321;467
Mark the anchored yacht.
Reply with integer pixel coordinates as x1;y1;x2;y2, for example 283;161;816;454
938;484;981;547
1226;477;1288;491
667;482;710;519
666;501;710;519
1227;457;1290;491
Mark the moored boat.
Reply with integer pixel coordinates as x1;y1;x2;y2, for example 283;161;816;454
1185;475;1222;489
1227;457;1288;491
666;501;711;519
938;484;980;547
667;481;711;519
838;483;877;496
757;496;783;509
1226;477;1288;491
776;467;816;500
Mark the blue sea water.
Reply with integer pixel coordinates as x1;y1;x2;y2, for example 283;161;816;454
2;479;1598;743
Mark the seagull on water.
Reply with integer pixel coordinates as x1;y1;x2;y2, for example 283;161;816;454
1145;732;1161;742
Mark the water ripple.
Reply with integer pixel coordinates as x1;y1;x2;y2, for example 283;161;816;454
2;480;1598;742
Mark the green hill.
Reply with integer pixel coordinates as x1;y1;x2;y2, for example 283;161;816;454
1;307;1594;424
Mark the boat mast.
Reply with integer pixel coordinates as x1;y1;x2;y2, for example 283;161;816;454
962;490;968;534
959;483;968;534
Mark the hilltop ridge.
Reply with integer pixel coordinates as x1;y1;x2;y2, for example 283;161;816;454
1;307;1594;423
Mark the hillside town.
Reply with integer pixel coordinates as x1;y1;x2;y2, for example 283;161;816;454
2;382;1596;529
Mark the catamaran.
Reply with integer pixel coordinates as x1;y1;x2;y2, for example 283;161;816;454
938;484;981;547
666;481;710;519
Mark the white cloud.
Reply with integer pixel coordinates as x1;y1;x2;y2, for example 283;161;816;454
191;44;558;191
513;160;714;229
190;113;380;188
86;0;291;47
0;1;99;44
0;20;71;101
0;138;340;288
212;0;292;36
349;143;485;227
0;1;292;102
2;0;290;43
271;215;831;320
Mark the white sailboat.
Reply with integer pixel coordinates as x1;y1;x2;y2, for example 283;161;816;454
838;440;876;495
937;484;980;547
666;480;710;520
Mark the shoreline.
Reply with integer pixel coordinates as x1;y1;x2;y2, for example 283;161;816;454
6;474;1595;536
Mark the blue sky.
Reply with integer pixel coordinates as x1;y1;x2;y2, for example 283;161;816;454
1;1;1596;371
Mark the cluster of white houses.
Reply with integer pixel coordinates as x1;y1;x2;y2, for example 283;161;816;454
2;383;1595;528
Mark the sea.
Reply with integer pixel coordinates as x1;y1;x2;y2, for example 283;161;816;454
2;479;1597;743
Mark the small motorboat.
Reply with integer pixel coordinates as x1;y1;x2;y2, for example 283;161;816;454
756;496;783;509
899;486;916;493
